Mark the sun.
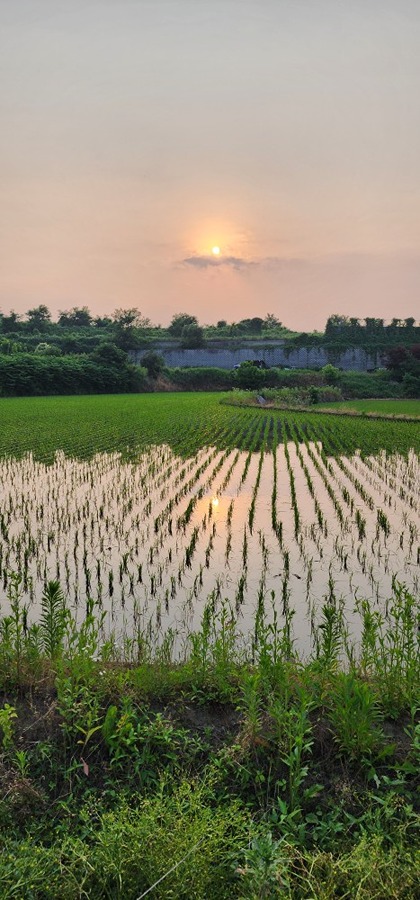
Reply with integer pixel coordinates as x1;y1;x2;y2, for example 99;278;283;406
211;246;221;256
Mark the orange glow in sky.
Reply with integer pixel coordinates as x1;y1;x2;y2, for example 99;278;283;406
1;1;419;328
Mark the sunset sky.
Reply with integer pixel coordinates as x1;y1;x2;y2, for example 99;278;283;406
1;0;419;330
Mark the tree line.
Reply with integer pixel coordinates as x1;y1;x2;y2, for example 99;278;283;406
1;306;419;400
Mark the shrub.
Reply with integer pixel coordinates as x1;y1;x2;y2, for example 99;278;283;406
141;350;165;379
180;324;206;349
235;363;265;390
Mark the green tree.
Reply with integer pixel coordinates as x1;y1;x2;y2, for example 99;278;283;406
168;313;199;337
1;311;22;333
94;315;113;329
111;308;150;351
26;305;51;332
58;307;93;328
263;313;282;330
91;342;129;367
180;324;205;348
236;317;264;333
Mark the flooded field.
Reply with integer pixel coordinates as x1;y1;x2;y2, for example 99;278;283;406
1;435;418;657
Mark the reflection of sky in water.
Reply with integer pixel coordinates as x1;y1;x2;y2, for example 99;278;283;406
0;445;418;658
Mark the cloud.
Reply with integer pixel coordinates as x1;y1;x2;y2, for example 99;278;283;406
181;255;253;270
179;254;310;272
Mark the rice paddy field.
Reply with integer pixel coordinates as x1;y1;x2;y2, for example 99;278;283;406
1;391;419;898
1;392;419;657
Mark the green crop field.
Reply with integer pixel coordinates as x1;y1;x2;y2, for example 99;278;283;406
319;397;420;416
1;392;420;461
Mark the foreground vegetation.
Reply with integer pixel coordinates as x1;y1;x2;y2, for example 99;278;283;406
0;577;419;898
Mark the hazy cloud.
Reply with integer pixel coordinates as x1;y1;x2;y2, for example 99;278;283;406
182;255;253;270
180;255;308;271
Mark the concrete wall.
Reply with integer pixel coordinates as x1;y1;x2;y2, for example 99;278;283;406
134;342;380;371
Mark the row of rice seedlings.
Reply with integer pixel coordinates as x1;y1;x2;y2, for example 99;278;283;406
248;417;271;534
271;417;283;546
282;422;303;540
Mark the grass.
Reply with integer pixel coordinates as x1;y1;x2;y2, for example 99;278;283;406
0;579;419;898
318;398;420;416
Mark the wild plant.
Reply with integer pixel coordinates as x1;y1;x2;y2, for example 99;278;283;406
235;831;289;898
188;599;213;683
66;596;105;662
240;672;263;742
254;593;295;692
102;702;194;787
401;707;420;776
7;572;27;683
211;601;238;696
326;670;384;760
363;586;419;714
53;598;105;752
0;703;17;750
270;685;318;815
14;748;30;779
313;603;343;669
39;579;68;659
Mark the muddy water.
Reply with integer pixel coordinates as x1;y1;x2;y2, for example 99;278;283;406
0;445;418;657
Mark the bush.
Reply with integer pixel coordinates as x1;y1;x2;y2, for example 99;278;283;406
402;373;420;398
180;324;206;349
141;351;165;379
0;353;148;397
34;343;62;356
322;364;341;385
339;370;399;399
235;363;265;390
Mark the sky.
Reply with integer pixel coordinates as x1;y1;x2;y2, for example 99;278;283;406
1;0;419;330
